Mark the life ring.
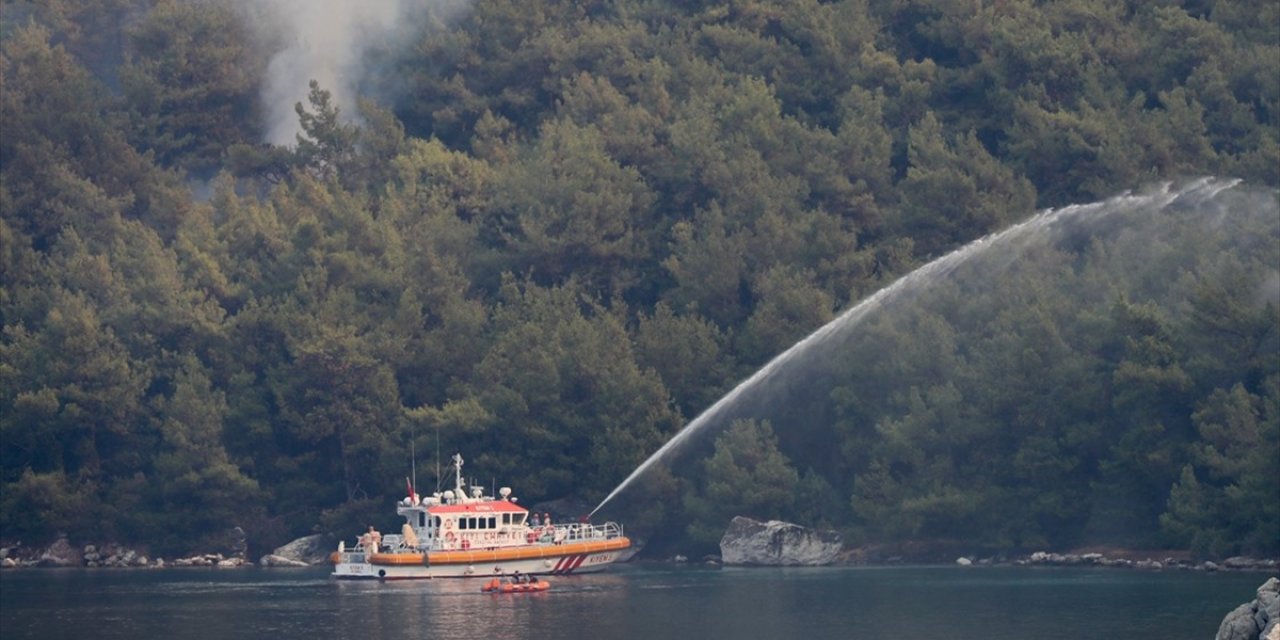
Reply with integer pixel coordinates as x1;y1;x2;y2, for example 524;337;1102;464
445;532;456;542
444;520;453;530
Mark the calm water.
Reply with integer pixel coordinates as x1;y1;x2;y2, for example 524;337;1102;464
0;563;1266;640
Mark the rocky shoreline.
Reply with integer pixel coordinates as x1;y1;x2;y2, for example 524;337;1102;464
4;527;1277;574
0;532;336;570
708;517;1279;572
1216;577;1279;640
0;539;257;570
686;547;1279;572
953;550;1278;573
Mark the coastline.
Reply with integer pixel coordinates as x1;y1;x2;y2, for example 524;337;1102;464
5;535;1278;574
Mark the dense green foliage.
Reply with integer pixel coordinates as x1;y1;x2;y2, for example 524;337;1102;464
1;0;1276;559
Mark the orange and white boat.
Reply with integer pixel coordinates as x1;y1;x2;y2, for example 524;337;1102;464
331;453;631;580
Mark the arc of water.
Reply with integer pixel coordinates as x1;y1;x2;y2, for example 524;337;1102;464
589;178;1238;518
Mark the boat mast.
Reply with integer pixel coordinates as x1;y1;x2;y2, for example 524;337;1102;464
452;453;465;500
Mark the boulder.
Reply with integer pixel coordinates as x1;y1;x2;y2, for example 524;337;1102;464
1220;603;1263;640
259;554;310;568
1216;578;1280;640
37;537;79;567
719;516;843;566
270;534;337;565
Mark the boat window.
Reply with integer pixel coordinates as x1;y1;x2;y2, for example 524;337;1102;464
503;514;510;525
459;518;468;530
488;517;496;529
418;513;426;528
469;517;477;529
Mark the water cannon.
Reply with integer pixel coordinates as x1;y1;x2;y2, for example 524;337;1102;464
499;487;512;500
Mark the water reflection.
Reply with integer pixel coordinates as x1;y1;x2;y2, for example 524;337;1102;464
330;572;634;639
0;565;1264;640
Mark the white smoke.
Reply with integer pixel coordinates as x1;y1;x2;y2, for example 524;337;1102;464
235;0;468;146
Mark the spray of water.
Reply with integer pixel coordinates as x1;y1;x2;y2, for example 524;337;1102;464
589;177;1242;518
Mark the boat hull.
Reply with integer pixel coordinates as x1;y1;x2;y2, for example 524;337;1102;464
332;537;631;580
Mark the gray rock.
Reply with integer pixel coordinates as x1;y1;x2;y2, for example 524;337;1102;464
956;557;972;566
1226;557;1261;570
1258;578;1280;640
719;516;843;566
1220;603;1263;640
37;538;79;567
1216;578;1280;640
259;554;310;568
271;534;337;565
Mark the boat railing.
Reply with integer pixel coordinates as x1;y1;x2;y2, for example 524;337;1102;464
551;521;624;542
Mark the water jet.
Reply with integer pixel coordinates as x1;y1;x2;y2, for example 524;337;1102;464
590;178;1250;519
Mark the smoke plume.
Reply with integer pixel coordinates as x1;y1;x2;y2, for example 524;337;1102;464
236;0;468;146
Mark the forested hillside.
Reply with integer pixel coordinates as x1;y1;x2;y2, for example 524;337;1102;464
1;0;1276;559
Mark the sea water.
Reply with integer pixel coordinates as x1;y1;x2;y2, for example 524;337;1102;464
0;564;1266;640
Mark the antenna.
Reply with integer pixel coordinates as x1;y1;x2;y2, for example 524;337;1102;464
434;422;441;493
